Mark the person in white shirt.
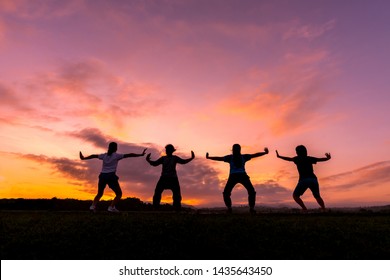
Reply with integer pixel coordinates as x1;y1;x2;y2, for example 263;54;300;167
80;142;147;212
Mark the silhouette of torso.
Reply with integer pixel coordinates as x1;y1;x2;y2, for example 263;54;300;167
224;155;251;174
161;155;179;177
293;156;318;180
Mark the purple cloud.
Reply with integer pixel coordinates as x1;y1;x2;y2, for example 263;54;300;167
322;161;390;191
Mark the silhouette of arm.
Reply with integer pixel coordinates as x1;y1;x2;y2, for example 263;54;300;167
124;148;147;158
79;151;98;160
315;153;331;162
146;154;162;166
205;152;225;161
248;147;269;159
275;150;294;161
177;151;195;164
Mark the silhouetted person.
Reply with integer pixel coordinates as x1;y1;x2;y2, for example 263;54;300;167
146;144;195;212
206;144;269;214
80;142;147;212
276;145;331;212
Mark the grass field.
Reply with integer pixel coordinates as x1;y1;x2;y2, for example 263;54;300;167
1;209;389;260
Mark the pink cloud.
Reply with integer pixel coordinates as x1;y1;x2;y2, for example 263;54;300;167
0;0;84;19
283;19;337;40
0;82;36;124
0;19;5;43
0;59;165;132
0;0;22;13
0;83;20;106
216;48;337;136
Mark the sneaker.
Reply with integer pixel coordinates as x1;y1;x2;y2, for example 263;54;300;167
108;206;120;213
89;205;96;211
250;208;257;215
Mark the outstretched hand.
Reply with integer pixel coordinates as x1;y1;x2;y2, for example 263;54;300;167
146;153;151;161
264;147;269;154
206;152;209;159
325;153;331;159
191;151;195;159
275;150;279;157
79;151;85;160
141;148;147;155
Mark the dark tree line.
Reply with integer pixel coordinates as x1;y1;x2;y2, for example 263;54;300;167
0;197;181;211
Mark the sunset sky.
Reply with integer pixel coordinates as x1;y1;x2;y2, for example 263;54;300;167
1;0;389;208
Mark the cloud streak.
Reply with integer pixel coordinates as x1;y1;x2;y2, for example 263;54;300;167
0;0;84;19
283;19;337;40
322;161;390;191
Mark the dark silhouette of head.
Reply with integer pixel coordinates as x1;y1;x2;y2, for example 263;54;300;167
232;144;241;155
232;144;243;168
295;145;307;157
165;144;176;156
108;142;118;155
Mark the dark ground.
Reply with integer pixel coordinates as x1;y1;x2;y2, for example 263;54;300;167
1;208;389;260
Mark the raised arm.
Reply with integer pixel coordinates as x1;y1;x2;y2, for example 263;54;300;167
315;153;331;162
206;152;225;161
79;151;98;160
146;153;162;166
177;151;195;164
124;148;147;158
248;147;269;159
275;150;294;161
